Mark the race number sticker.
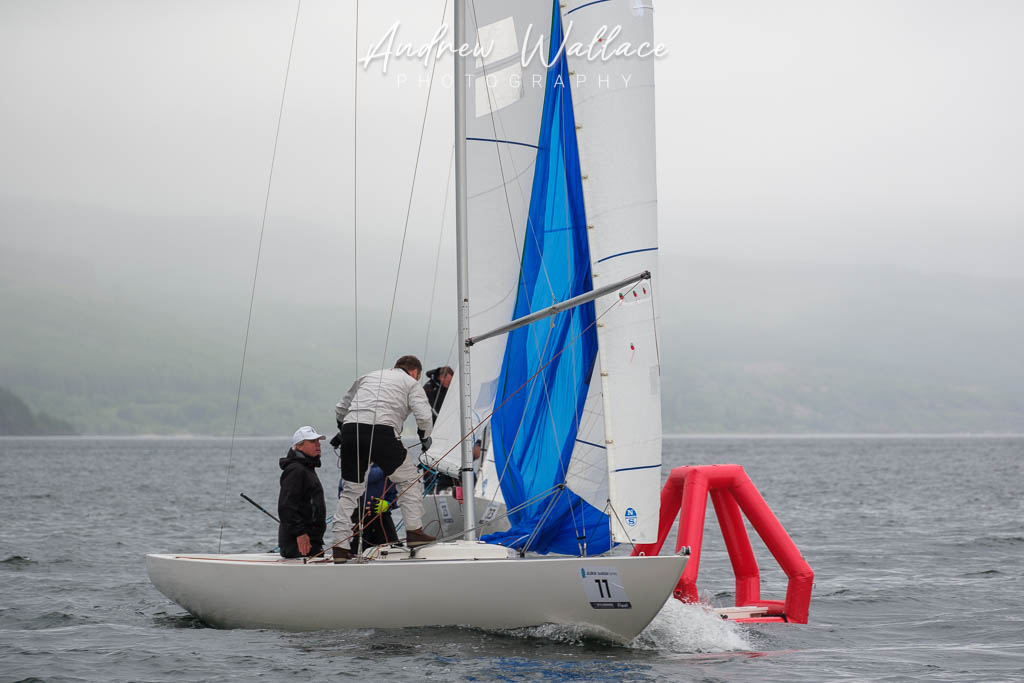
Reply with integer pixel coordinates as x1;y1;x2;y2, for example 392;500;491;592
481;503;500;524
580;566;632;609
438;499;455;524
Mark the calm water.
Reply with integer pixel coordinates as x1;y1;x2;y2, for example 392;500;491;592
1;436;1023;681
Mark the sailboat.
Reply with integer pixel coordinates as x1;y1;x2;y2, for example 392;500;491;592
148;0;685;642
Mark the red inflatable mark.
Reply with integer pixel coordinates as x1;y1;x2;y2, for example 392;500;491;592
631;465;814;624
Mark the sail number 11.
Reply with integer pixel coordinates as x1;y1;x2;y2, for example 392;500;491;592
580;566;633;609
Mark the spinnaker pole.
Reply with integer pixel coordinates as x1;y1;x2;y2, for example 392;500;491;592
454;0;477;540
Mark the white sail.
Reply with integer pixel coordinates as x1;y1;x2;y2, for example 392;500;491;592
563;0;662;545
424;0;553;485
426;0;663;550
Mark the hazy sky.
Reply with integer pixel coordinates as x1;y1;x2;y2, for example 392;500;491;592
2;0;1022;289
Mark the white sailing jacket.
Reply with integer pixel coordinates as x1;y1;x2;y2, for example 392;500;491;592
335;368;433;438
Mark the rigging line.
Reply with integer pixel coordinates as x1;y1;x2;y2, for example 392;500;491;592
425;484;563;546
467;3;585;520
426;277;648;492
422;146;456;366
316;480;563;560
378;275;648;551
374;0;449;373
445;277;647;476
521;485;567;555
352;0;364;558
604;498;639;553
217;0;303;554
498;10;587;541
360;0;449;536
324;278;647;560
554;24;586;544
648;277;662;368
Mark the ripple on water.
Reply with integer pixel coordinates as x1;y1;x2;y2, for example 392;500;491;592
21;611;99;630
962;569;1004;578
952;535;1024;548
1;555;36;569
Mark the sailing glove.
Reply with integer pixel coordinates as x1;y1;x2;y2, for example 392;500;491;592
370;497;390;515
420;436;432;452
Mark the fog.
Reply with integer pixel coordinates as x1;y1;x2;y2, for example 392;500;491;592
2;1;1022;434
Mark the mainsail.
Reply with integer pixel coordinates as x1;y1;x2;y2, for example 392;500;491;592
425;0;661;554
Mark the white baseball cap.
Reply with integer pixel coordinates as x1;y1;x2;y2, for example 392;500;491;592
291;425;326;446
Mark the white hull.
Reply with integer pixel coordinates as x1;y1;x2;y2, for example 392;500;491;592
147;545;686;642
419;494;510;539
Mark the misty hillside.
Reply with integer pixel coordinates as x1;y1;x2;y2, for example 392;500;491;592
0;385;76;435
659;261;1024;433
2;200;1023;435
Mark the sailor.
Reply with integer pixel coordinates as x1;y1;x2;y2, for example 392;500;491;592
277;426;327;559
422;365;454;423
424;438;481;494
347;464;400;551
331;355;435;559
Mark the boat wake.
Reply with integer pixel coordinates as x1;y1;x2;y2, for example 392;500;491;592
498;599;751;652
630;599;751;652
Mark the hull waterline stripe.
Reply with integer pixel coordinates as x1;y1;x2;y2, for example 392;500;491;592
467;137;539;150
596;247;659;264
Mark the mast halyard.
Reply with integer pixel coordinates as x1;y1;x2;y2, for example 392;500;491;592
453;0;477;540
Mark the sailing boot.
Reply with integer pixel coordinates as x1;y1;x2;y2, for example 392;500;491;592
404;528;436;547
331;546;352;564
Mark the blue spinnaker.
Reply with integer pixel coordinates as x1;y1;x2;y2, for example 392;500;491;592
482;1;609;556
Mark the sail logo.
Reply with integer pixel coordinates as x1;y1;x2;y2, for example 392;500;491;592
624;507;638;527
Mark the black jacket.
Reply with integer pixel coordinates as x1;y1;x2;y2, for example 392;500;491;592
277;449;326;558
423;379;447;424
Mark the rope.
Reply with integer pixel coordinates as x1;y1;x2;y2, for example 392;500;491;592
649;278;662;367
314;276;646;560
217;0;302;553
386;278;651;540
350;0;363;558
604;498;639;554
371;0;450;371
350;0;450;544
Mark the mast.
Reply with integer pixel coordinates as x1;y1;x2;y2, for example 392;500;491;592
454;0;477;540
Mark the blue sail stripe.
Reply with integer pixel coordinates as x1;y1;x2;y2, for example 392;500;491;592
467;137;540;150
596;247;659;264
614;464;661;473
575;438;607;450
567;0;612;15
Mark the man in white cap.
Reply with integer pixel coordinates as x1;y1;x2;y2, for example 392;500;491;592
332;355;435;558
277;426;327;559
